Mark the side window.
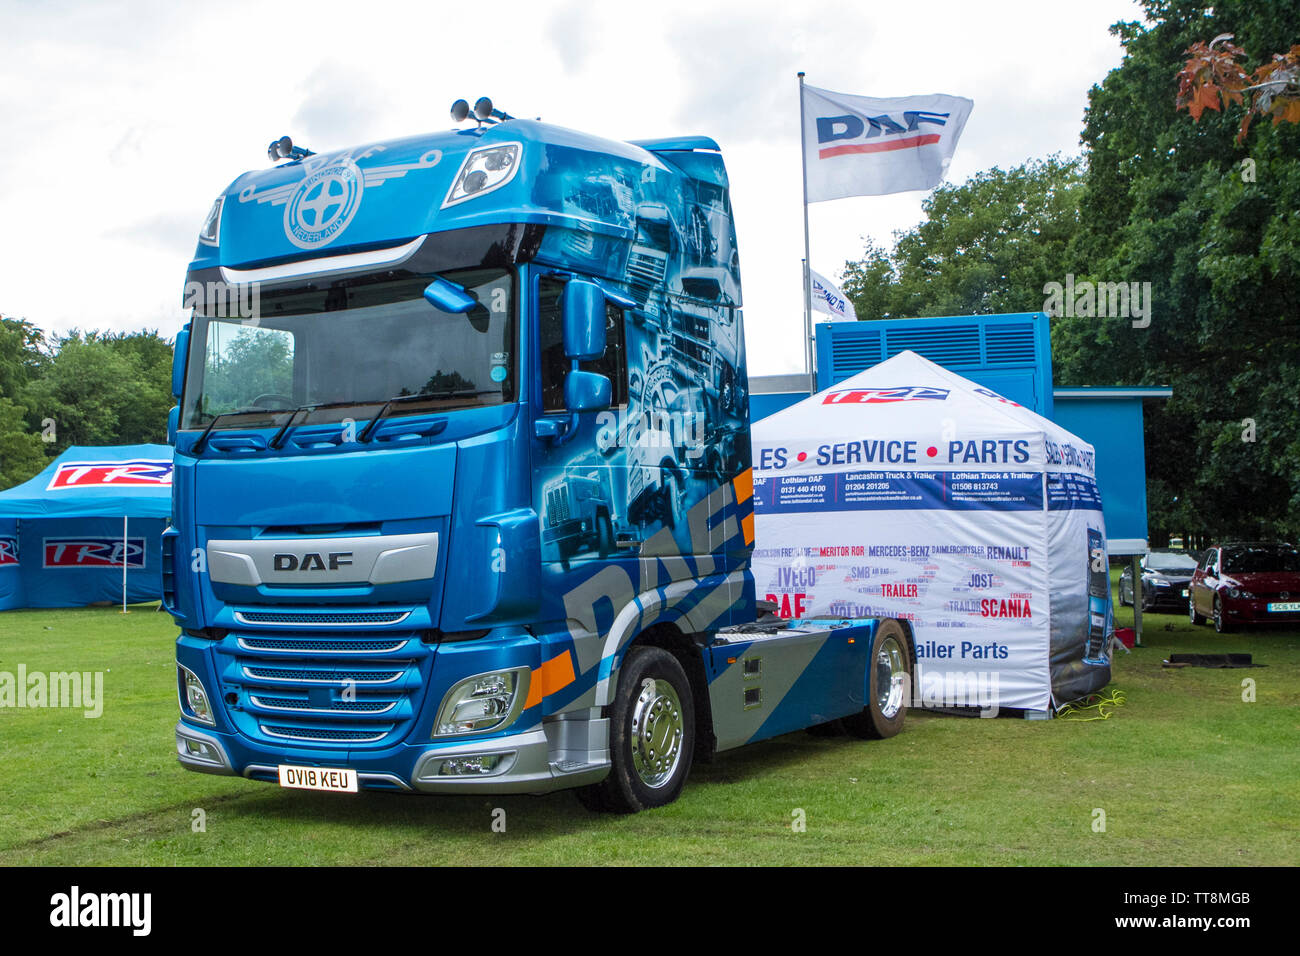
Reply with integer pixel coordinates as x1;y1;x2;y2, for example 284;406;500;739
539;277;628;414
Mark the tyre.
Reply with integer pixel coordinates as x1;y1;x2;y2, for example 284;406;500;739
596;514;614;558
1118;579;1130;607
844;619;911;740
575;646;694;813
663;469;685;529
1213;596;1234;634
1188;594;1206;625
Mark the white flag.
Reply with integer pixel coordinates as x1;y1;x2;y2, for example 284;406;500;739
802;85;973;201
810;269;857;322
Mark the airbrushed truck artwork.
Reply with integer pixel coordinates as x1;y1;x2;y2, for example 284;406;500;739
167;100;913;812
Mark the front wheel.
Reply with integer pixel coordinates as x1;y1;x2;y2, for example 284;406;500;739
1213;596;1234;634
575;646;694;813
844;620;911;739
1189;593;1206;625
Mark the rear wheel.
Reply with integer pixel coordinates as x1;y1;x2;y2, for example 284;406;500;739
575;646;694;813
844;620;911;739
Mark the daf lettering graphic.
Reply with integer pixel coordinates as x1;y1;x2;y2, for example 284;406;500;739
272;552;354;573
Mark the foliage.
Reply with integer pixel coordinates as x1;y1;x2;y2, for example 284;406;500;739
0;320;177;490
1176;34;1300;142
840;0;1300;543
841;157;1085;321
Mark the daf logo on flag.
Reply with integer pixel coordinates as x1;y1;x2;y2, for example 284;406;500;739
47;460;173;490
816;110;950;157
801;84;973;200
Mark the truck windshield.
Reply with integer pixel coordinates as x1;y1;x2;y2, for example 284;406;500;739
181;267;515;431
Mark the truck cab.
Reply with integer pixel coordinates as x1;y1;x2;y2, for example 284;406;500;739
168;109;908;811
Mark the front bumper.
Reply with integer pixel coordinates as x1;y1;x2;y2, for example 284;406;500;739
176;717;610;794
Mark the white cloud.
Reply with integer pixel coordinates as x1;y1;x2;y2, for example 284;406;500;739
0;0;1143;376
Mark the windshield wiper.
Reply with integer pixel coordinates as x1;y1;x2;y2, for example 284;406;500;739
359;389;496;442
269;404;319;449
192;413;232;453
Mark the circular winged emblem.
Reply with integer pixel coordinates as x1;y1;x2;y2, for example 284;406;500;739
284;160;363;249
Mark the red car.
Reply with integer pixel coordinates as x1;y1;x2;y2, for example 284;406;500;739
1188;542;1300;633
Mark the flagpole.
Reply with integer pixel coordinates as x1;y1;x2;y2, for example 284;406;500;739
798;71;816;396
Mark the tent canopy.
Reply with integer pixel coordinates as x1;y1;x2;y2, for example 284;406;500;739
0;444;172;518
752;351;1111;713
0;445;172;610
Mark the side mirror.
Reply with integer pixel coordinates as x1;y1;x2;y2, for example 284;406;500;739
172;327;189;399
423;278;477;314
167;405;180;445
562;279;606;360
565;370;611;413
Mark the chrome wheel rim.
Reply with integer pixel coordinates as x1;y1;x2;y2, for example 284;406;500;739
630;678;684;789
875;635;906;719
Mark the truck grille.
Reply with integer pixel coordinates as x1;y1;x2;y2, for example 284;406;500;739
235;610;411;627
217;630;431;750
627;249;667;285
546;486;571;526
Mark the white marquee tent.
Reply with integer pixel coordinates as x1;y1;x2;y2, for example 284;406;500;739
751;351;1112;713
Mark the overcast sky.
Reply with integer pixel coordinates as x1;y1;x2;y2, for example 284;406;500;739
0;0;1144;376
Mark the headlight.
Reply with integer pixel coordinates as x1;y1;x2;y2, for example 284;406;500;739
434;667;530;737
198;197;223;246
178;663;215;725
442;143;522;208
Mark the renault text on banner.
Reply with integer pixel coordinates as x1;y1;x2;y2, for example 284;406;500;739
802;85;974;200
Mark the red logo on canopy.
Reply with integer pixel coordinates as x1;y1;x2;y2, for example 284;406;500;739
47;460;173;490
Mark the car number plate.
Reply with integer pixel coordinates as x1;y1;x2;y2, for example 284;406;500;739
1181;589;1189;598
1267;602;1300;612
278;765;357;793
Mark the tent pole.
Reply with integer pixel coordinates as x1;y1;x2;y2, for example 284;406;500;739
1130;553;1143;646
798;71;816;396
122;514;128;614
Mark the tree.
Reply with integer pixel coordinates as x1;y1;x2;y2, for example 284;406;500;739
1062;0;1300;542
841;156;1085;321
0;315;46;401
0;396;45;490
21;330;176;451
1175;34;1300;142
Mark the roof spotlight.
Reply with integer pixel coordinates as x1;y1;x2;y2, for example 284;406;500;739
450;99;470;122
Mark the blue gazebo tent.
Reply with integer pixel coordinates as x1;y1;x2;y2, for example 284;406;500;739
0;445;172;610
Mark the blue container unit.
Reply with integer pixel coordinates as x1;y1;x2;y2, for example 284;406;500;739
816;313;1054;414
167;114;913;812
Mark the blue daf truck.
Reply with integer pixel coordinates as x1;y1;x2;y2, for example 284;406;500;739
167;101;912;811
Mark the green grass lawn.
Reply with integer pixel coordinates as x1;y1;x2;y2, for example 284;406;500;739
1;580;1297;866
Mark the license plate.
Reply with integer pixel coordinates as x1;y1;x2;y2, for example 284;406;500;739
1181;589;1189;598
278;765;357;793
1267;602;1300;612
